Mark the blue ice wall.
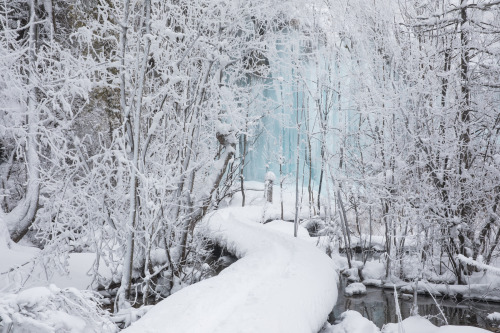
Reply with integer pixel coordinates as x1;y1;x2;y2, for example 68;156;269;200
241;35;351;189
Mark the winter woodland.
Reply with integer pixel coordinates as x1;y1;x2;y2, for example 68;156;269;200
1;0;500;332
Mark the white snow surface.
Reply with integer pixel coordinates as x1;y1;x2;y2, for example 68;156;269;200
265;219;311;239
381;316;489;333
265;171;276;182
344;282;367;296
0;284;116;332
0;246;113;291
326;310;379;333
325;312;490;333
487;312;500;322
124;206;338;333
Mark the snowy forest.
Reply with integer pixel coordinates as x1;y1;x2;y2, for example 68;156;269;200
1;0;500;332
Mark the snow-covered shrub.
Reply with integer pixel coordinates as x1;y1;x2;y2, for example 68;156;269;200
0;285;116;332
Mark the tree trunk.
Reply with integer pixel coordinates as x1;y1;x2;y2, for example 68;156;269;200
118;0;151;308
5;0;40;243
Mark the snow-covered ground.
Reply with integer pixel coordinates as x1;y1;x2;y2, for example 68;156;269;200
2;182;499;332
0;244;113;292
0;285;116;332
0;242;116;331
324;311;490;333
381;315;489;333
123;205;338;333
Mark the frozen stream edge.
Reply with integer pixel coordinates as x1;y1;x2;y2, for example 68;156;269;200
123;206;338;333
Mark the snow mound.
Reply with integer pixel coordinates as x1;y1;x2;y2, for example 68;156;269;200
327;310;379;333
381;316;490;333
124;206;338;333
265;171;276;182
344;282;367;296
487;312;500;322
0;285;116;332
327;313;491;333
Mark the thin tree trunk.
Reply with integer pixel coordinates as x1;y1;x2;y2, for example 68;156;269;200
240;132;247;207
118;0;151;307
294;88;301;237
294;126;300;237
337;189;352;268
5;0;40;243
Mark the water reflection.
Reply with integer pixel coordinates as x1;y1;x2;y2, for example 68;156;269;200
332;276;500;332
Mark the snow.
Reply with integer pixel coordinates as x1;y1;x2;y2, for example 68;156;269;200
331;250;500;303
487;312;500;322
223;183;319;221
457;254;500;276
265;219;310;239
344;282;367;296
399;280;500;302
325;312;491;333
16;286;53;309
362;259;386;280
150;248;168;266
381;316;490;333
346;234;417;252
325;310;379;333
265;171;276;182
0;285;116;332
124;206;338;333
0;245;113;291
51;253;114;289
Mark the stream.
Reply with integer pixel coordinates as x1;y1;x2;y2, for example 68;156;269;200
332;275;500;331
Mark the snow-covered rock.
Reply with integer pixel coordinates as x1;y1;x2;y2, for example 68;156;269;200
344;282;367;296
487;312;500;322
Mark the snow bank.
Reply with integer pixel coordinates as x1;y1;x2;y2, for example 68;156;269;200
124;206;338;333
381;316;489;333
400;280;500;302
325;312;490;333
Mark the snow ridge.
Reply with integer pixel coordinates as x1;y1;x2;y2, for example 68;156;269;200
124;206;338;333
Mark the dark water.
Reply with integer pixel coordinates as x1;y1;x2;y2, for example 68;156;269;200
332;276;500;331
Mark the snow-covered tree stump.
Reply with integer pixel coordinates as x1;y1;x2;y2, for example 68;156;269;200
265;171;275;203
